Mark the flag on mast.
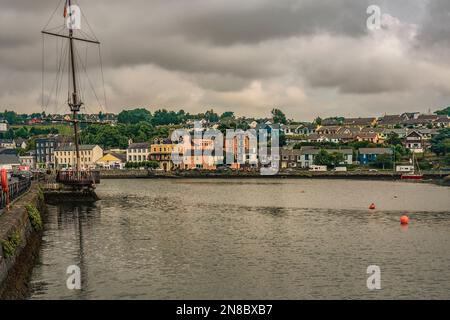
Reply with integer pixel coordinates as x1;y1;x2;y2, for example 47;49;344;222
63;0;68;18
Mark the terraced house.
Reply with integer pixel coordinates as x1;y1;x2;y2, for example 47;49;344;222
127;142;150;163
54;145;103;169
298;148;353;168
149;138;178;171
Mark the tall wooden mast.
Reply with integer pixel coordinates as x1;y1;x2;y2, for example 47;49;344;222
68;0;81;171
41;0;100;171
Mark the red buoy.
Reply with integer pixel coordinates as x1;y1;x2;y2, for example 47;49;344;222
400;215;409;225
369;203;376;210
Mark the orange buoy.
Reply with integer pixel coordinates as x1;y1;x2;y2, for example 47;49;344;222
369;203;376;210
400;215;409;225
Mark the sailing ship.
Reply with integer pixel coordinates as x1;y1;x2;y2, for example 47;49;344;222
41;0;104;201
401;152;424;180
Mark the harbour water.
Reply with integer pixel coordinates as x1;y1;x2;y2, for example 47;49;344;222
29;179;450;299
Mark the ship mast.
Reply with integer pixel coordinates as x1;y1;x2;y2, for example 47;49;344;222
41;0;100;172
68;0;82;172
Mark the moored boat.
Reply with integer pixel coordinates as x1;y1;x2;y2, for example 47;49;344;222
401;153;423;181
41;0;104;201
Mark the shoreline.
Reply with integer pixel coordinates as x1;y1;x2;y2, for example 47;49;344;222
99;169;449;182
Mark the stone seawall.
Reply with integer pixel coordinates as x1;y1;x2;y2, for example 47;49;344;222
0;185;46;299
99;169;448;181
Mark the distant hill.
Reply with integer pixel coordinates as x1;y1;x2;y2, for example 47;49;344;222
435;107;450;116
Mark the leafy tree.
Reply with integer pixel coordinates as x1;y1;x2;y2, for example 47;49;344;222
220;111;235;120
271;108;287;125
279;132;287;147
386;132;402;146
81;124;130;149
1;110;22;125
330;152;345;167
204;109;219;123
434;107;450;116
152;109;181;126
118;108;152;124
431;128;450;155
314;117;322;126
372;153;393;169
14;127;29;139
314;149;332;166
314;149;346;167
444;154;450;166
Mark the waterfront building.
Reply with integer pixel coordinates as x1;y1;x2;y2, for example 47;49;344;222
0;154;21;170
96;152;127;169
358;148;393;165
126;142;150;163
298;148;353;168
281;148;301;169
54;145;103;169
19;151;36;169
149;138;177;171
225;134;258;170
35;135;66;168
179;138;219;170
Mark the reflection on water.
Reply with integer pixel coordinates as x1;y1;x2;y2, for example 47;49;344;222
29;179;450;299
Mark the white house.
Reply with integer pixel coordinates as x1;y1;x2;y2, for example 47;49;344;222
126;142;151;163
0;154;21;170
0;120;8;132
298;148;353;168
0;139;15;149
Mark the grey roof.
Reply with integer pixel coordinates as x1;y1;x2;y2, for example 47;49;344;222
300;148;353;155
343;117;376;125
378;115;402;124
55;144;99;151
127;142;150;150
281;148;301;156
359;148;393;155
0;154;20;165
361;127;385;133
0;148;18;155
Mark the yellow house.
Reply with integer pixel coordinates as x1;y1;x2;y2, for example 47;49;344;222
54;145;103;169
96;152;126;169
149;138;177;171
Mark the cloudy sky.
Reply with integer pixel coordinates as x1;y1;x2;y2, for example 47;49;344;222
1;0;450;120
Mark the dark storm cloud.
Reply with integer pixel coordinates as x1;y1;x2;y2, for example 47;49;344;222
417;0;450;46
165;0;372;45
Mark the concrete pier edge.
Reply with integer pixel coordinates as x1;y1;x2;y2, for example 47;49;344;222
0;184;47;299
